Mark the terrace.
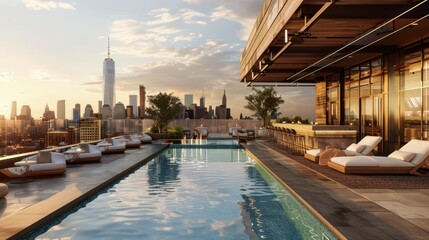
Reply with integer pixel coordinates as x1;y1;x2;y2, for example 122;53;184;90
0;136;428;239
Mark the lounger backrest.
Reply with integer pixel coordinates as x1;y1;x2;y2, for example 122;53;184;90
357;136;383;155
399;139;429;165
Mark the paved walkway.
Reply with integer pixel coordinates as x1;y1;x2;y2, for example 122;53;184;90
0;141;428;239
243;140;429;240
0;144;168;239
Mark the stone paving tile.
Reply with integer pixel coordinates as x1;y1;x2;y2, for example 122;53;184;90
407;218;429;232
375;201;429;219
242;141;429;240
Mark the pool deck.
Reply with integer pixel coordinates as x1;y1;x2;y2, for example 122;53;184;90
0;140;428;239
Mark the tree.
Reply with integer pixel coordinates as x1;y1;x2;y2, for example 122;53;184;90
244;87;284;126
146;92;182;133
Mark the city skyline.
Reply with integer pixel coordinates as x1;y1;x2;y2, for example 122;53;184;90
0;0;315;120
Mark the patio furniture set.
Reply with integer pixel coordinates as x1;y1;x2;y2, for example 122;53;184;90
268;126;429;176
0;134;152;179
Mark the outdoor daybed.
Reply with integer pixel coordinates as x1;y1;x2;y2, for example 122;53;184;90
123;135;142;148
328;139;429;175
304;135;382;163
64;143;102;163
97;138;126;154
0;151;67;178
140;134;152;144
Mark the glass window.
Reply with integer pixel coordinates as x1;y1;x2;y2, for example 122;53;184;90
400;46;422;90
372;58;382;76
360;78;370;97
350;80;359;98
423;43;429;87
371;75;382;95
350;66;359;81
361;62;371;79
401;89;422;142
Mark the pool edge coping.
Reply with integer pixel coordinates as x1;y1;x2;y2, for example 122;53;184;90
0;144;169;240
242;144;348;240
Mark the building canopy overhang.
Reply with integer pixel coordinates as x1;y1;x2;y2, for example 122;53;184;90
240;0;429;87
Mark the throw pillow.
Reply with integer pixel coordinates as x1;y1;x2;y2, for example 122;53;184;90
79;143;90;153
388;150;416;162
346;143;366;153
37;151;52;164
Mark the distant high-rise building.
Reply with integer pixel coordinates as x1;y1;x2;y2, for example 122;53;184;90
80;117;101;142
98;101;102;114
222;89;227;106
101;104;112;120
126;105;133;118
10;101;17;120
129;95;138;117
200;96;205;109
103;38;116;109
113;102;125;119
73;103;81;123
20;105;32;119
43;104;55;120
139;85;146;118
57;100;65;119
83;104;93;118
184;94;193;108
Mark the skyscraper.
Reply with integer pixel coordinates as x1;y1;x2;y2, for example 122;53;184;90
73;103;81;123
98;101;102;114
84;104;93;118
103;38;115;109
222;89;227;106
129;95;138;117
57;100;65;119
113;102;125;119
184;94;193;108
200;95;205;109
20;105;32;119
10;101;17;120
139;85;146;118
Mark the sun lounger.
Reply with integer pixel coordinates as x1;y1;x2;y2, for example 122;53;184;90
65;143;102;163
328;139;429;175
123;135;142;148
0;151;67;178
304;135;382;163
97;138;126;154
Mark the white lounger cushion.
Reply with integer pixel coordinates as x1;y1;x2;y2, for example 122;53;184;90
306;149;320;157
331;156;415;167
346;143;366;153
305;136;382;158
331;139;429;168
398;139;429;165
388;150;416;162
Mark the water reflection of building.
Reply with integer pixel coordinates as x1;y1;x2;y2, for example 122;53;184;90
241;1;429;154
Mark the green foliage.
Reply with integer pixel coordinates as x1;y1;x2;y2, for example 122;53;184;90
275;116;309;124
244;87;284;126
146;92;183;133
166;126;184;139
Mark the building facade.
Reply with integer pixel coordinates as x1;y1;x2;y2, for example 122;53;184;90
240;0;429;154
57;99;65;120
79;117;101;142
139;85;146;118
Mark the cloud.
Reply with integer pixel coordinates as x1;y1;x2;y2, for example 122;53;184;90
0;72;17;82
146;8;181;25
180;9;207;25
22;0;76;11
211;5;256;40
31;69;52;81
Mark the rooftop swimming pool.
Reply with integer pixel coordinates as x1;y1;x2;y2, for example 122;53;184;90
29;144;338;240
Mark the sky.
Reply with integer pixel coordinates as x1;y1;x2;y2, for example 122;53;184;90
0;0;315;120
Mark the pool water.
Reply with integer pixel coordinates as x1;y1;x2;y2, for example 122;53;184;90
32;147;338;240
